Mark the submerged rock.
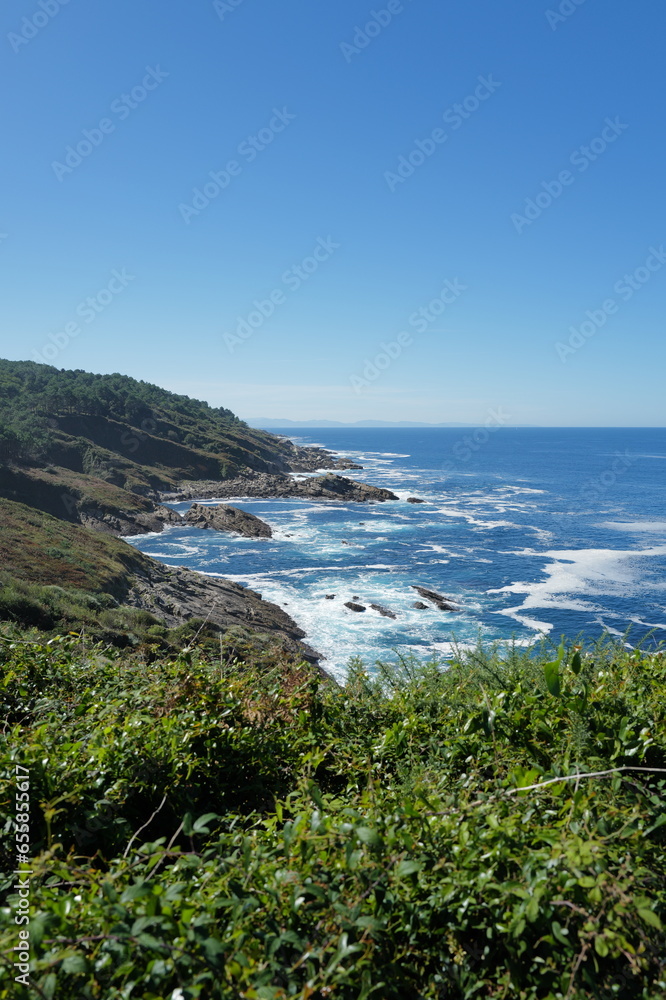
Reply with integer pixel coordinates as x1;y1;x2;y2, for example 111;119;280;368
184;503;272;538
412;586;459;612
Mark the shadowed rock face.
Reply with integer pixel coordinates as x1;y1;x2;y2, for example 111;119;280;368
166;472;399;504
125;560;319;662
412;586;460;612
184;503;272;538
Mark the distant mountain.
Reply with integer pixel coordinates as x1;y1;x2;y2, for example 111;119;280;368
246;418;478;429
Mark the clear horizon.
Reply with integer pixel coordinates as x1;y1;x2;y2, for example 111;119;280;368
1;1;664;426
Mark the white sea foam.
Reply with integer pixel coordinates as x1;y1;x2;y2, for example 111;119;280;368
490;547;666;631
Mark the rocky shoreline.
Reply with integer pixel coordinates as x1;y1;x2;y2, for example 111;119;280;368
164;471;399;504
112;442;395;669
124;559;320;664
78;441;435;670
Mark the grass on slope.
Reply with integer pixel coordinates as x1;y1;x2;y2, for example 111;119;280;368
0;499;222;651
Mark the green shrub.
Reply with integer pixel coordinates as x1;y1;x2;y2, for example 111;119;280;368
0;635;664;998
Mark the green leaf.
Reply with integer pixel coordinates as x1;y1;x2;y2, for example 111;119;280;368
193;812;218;834
203;937;226;965
645;814;666;835
356;826;381;847
395;859;422;878
551;920;569;945
544;660;561;697
62;954;89;975
308;780;325;809
571;651;582;675
594;935;609;957
637;907;663;930
136;933;169;953
41;973;58;999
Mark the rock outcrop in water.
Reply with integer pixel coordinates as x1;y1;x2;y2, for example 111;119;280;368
167;472;398;504
184;503;272;538
370;603;398;619
412;586;460;612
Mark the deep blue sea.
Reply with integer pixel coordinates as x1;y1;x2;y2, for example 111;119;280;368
128;428;666;679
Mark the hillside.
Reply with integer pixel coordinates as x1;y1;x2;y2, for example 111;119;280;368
0;360;356;658
0;359;350;489
0;498;315;658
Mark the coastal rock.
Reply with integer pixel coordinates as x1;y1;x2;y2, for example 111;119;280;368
407;497;426;504
412;586;460;612
345;602;366;612
79;503;182;537
370;603;397;619
413;601;429;610
325;594;336;599
168;472;398;504
125;560;320;663
184;503;272;538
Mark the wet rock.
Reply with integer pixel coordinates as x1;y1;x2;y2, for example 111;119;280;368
413;601;429;610
184;503;272;538
345;602;366;612
407;497;426;503
325;594;336;600
370;603;397;619
412;586;459;612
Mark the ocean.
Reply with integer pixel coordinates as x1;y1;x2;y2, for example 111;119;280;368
128;428;666;679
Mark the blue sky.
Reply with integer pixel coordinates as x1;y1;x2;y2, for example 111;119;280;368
1;0;664;425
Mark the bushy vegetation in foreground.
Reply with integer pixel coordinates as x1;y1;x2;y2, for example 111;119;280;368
1;632;665;999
